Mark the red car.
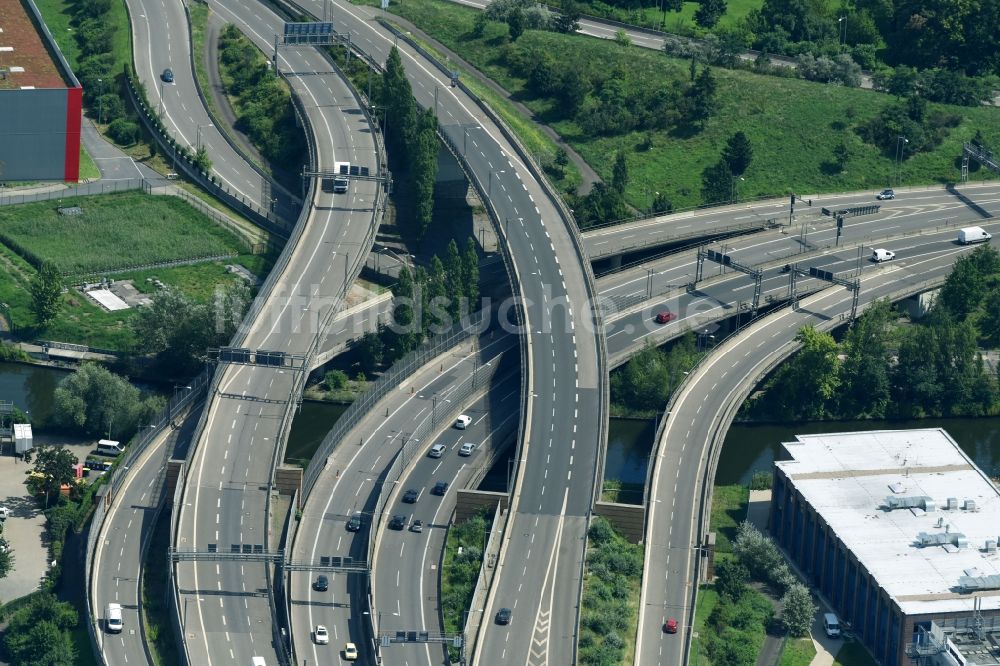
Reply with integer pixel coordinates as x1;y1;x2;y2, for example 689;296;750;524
655;310;676;324
663;618;678;633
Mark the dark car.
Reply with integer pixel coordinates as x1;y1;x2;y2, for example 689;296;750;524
431;481;449;496
313;575;328;592
388;514;406;530
402;489;419;504
655;310;676;324
663;617;678;633
496;608;512;625
876;188;895;200
346;513;362;532
161;68;174;83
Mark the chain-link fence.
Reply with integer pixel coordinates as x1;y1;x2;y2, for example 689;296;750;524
0;178;147;206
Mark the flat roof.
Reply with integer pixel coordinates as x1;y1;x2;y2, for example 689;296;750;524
0;0;69;89
777;429;1000;616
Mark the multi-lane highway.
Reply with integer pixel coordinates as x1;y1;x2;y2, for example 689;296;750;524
634;226;990;665
125;0;297;220
171;0;379;663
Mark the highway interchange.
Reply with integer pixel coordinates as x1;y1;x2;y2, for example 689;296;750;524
82;0;1000;663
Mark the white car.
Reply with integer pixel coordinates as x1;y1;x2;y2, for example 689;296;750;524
871;248;896;262
314;624;329;645
0;506;10;520
454;414;472;429
428;443;446;458
459;442;476;456
344;643;359;660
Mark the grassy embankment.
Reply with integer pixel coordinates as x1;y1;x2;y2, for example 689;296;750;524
780;638;818;666
441;510;491;662
0;191;266;348
364;0;1000;211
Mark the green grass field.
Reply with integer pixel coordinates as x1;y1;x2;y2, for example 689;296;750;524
583;0;762;33
780;637;818;666
78;145;101;182
33;0;131;75
690;585;720;666
710;484;749;554
0;191;246;275
370;0;1000;209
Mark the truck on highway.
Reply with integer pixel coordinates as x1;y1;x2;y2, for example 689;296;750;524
958;226;992;244
333;161;350;193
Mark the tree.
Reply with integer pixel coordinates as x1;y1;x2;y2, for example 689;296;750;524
194;146;212;173
715;560;749;600
357;331;385;374
473;11;490;37
409;108;439;241
652;191;674;215
762;326;841;421
462;237;480;315
781;584;817;637
507;9;525;41
380;47;417;166
980;288;1000;346
832;140;850;171
444;239;464;321
694;0;727;28
26;445;76;507
324;369;349;391
3;593;78;665
700;160;732;204
722;131;753;177
557;68;590;115
553;1;580;32
684;66;717;128
838;298;894;418
939;245;1000;319
0;549;13;580
29;263;63;327
611;152;629;194
614;29;632;47
53;363;164;441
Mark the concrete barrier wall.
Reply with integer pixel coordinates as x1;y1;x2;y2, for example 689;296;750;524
594;500;646;544
455;490;508;524
275;466;303;498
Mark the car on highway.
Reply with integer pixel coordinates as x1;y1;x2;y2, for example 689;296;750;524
402;489;419;503
314;625;329;645
459;442;476;456
161;68;174;83
389;514;406;530
344;643;359;660
428;443;446;458
876;188;895;200
106;603;123;633
655;310;676;324
346;513;362;532
454;414;472;429
313;574;328;592
871;248;896;262
663;617;678;633
431;481;449;495
496;607;512;625
410;519;423;533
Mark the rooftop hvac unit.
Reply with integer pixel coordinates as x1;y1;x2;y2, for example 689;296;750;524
985;540;996;553
885;495;935;511
964;499;977;511
957;574;1000;592
916;531;968;548
947;497;958;510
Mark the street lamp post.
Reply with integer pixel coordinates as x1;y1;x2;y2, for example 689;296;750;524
838;16;846;47
197;123;213;152
895;135;909;186
730;176;745;203
97;77;105;124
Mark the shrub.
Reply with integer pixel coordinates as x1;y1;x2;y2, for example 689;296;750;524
107;118;140;145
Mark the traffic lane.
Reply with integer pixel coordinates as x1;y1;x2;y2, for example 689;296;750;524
597;190;1000;301
636;248;970;666
293;339;514;663
603;225;992;357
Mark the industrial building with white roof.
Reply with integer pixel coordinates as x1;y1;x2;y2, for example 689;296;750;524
771;428;1000;666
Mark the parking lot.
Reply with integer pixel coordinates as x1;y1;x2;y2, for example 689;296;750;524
0;434;96;603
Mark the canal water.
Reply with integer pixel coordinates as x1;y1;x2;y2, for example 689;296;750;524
0;361;70;426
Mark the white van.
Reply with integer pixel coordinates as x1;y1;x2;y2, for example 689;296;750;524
871;248;895;262
958;226;992;244
251;658;267;666
823;613;841;638
97;439;125;456
106;603;123;633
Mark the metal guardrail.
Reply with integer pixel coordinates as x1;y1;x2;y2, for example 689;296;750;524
0;178;146;206
85;367;210;665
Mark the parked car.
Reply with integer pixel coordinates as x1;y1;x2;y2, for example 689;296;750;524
459;442;476;456
871;248;896;262
402;489;419;503
663;618;678;633
823;613;842;638
313;575;328;592
344;642;359;660
876;188;895;200
496;607;512;625
428;443;446;458
389;514;406;530
410;519;423;533
454;414;472;429
161;68;174;83
0;506;10;520
431;481;449;496
346;513;362;532
655;310;676;324
314;625;329;645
